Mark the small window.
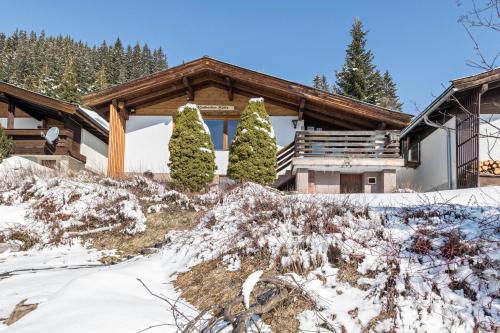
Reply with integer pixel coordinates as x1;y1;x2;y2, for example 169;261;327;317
367;177;377;185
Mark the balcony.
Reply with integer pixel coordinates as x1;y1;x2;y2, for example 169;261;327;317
4;128;86;163
277;130;403;173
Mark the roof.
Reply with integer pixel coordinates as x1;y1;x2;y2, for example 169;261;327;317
82;57;412;129
0;81;108;138
401;67;500;138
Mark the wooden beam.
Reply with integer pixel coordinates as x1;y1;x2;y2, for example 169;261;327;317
7;96;15;129
298;98;306;120
118;101;129;120
107;102;126;177
225;76;233;101
183;76;194;101
306;111;362;130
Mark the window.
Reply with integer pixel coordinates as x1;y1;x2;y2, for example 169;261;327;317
204;118;240;150
205;120;224;150
367;177;377;185
227;120;239;147
403;136;420;167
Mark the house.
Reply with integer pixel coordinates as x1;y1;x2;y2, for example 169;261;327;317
82;57;412;193
0;82;109;173
399;68;500;191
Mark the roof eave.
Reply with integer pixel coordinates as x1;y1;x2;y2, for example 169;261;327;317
400;86;457;138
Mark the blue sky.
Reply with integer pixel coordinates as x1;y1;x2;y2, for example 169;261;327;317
1;0;498;114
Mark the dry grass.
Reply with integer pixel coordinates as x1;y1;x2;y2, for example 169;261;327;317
175;253;312;333
89;209;201;257
5;300;38;325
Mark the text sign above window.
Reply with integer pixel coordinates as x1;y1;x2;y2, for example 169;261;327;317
198;105;235;111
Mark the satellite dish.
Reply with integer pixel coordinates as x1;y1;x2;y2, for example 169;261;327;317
44;127;60;145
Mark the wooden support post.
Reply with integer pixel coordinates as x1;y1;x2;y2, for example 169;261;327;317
225;76;233;101
107;99;126;177
7;97;15;129
183;77;194;101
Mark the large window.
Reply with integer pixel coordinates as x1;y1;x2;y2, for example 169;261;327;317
204;118;239;150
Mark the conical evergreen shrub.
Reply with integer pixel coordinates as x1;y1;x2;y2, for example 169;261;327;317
168;103;216;191
0;127;13;162
227;98;277;185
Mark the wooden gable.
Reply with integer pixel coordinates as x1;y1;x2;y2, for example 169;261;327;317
135;86;296;117
82;57;412;130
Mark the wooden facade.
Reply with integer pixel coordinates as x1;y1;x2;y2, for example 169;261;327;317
0;82;108;165
82;57;412;177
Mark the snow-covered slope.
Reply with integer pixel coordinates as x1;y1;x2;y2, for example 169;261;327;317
0;179;498;332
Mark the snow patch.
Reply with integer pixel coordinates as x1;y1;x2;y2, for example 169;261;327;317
241;270;263;309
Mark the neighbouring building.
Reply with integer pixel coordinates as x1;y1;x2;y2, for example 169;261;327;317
0;82;109;173
82;57;412;193
399;68;500;191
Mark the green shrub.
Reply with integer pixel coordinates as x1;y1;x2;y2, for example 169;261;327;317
0;127;13;161
168;103;216;191
227;98;277;185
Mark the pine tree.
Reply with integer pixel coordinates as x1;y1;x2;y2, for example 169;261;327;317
334;19;381;104
227;98;277;185
168;104;216;191
0;127;13;162
59;58;79;102
379;71;403;111
0;30;168;101
313;74;330;92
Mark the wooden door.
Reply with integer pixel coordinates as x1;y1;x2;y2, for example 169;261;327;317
340;174;363;193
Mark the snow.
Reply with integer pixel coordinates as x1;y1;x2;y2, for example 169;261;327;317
178;103;212;138
0;179;498;332
0;156;50;175
78;106;109;131
241;270;263;309
249;97;264;103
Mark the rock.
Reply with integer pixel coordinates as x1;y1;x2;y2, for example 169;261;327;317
99;256;120;265
140;248;158;255
153;241;164;249
0;243;21;254
5;300;38;325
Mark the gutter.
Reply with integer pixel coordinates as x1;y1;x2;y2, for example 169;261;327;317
400;85;458;138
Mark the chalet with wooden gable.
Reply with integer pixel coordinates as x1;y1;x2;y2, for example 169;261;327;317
82;57;412;193
400;68;500;191
0;82;109;172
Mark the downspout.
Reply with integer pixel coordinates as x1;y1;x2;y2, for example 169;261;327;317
446;127;452;190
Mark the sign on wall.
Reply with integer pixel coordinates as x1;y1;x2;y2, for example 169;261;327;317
198;105;235;111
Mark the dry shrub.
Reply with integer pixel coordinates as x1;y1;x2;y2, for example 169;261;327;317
7;230;40;250
441;231;466;259
449;280;477;301
411;233;432;254
175;253;312;333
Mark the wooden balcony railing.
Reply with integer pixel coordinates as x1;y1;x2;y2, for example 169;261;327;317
294;130;401;158
4;128;86;163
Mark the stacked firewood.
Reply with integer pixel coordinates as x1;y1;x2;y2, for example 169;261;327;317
480;160;500;175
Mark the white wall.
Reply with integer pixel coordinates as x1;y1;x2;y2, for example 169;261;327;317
81;129;108;174
270;116;296;149
123;115;296;176
125;116;173;174
0;117;42;129
479;113;500;161
398;117;457;192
